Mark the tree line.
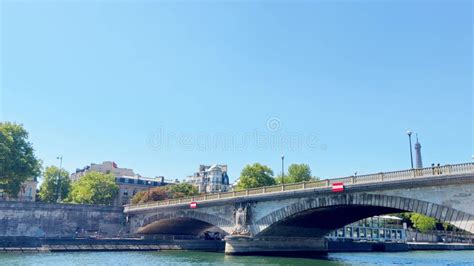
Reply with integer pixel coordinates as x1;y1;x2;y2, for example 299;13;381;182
0;122;320;205
130;163;317;204
236;162;318;190
0;122;457;233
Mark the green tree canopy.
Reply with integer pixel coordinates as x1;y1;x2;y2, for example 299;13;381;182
68;171;118;205
275;163;318;184
410;213;436;233
168;183;199;198
237;163;275;189
38;166;71;203
394;212;450;232
0;122;41;197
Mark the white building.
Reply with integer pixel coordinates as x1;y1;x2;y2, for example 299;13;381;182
186;164;230;193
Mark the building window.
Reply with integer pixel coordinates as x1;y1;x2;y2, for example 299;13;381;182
337;229;344;237
137;180;144;185
119;177;125;183
346;227;353;238
379;229;385;238
373;229;379;239
128;179;134;184
353;228;359;238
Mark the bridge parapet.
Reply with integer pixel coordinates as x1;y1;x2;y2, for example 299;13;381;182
125;162;474;212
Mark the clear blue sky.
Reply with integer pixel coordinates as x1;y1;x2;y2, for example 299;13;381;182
1;1;472;183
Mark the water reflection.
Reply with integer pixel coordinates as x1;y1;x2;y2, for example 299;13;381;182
0;251;473;265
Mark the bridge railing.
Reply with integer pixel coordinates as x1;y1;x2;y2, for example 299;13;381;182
124;162;474;211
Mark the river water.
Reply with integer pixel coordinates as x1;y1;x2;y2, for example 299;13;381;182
0;251;473;265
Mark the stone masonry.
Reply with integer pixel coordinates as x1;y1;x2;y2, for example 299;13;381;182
126;173;474;236
0;201;124;238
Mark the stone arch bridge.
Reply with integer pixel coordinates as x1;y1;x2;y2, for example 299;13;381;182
124;163;474;254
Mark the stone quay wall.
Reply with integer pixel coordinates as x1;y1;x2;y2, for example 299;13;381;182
0;201;124;238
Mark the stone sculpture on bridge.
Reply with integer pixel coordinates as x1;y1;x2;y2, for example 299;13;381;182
232;203;250;236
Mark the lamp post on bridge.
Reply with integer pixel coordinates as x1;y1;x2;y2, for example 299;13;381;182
281;154;285;184
406;131;414;169
56;155;63;203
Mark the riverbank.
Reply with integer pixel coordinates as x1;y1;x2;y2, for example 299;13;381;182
0;243;224;253
328;240;474;252
0;237;224;253
328;241;408;252
328;241;474;252
2;237;474;254
408;242;474;250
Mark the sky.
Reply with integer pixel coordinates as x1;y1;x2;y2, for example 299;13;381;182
1;1;472;183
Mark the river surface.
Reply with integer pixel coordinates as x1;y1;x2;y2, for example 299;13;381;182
0;251;473;265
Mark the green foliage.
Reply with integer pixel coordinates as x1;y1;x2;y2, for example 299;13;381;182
442;222;454;231
131;191;146;204
132;187;168;204
275;163;318;184
131;183;199;204
68;172;119;205
168;183;199;198
237;163;275;189
410;213;436;233
38;166;70;203
394;213;413;227
0;122;41;197
392;212;454;232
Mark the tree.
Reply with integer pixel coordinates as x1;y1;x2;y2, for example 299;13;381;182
131;183;199;204
68;172;119;205
410;213;436;233
38;166;70;203
168;183;198;198
132;187;169;204
131;191;146;204
275;163;318;184
236;163;275;189
395;212;413;228
0;122;41;197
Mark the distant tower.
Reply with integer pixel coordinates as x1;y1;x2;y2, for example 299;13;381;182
415;134;423;169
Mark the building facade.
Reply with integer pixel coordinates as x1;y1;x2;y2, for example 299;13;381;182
0;179;38;202
327;215;407;243
71;161;169;206
186;164;230;193
114;175;167;206
70;161;135;182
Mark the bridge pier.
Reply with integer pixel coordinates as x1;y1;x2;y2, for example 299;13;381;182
224;236;328;256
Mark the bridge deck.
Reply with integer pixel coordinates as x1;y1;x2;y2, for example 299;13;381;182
124;162;474;213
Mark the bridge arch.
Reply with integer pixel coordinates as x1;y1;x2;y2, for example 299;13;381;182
136;210;234;235
252;193;473;236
